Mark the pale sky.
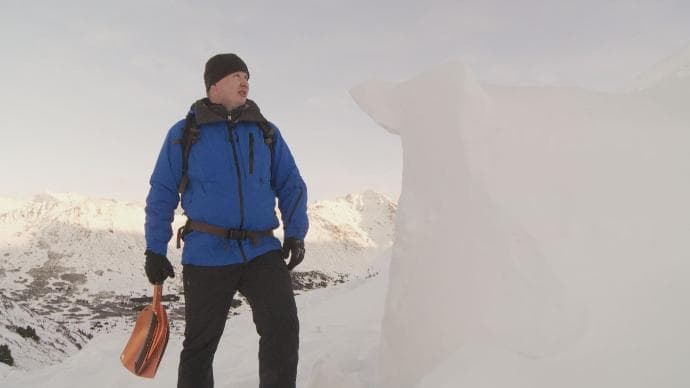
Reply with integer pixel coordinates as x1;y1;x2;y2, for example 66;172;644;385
1;0;689;203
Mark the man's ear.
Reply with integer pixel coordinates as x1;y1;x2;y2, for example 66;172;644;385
207;84;216;100
350;80;402;135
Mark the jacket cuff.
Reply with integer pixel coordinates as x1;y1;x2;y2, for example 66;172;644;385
283;227;305;240
145;244;168;258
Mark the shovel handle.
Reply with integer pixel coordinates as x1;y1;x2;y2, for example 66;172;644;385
152;284;163;307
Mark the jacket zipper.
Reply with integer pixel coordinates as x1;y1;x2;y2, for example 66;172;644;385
248;132;254;175
227;122;248;262
286;186;304;226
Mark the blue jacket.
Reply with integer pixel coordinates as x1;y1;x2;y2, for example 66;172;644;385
144;99;308;266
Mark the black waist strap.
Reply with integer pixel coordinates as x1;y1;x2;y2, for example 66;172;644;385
176;219;274;248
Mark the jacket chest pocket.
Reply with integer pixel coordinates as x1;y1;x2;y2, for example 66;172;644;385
247;131;272;186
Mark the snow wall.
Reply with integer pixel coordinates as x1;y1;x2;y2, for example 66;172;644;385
350;60;690;388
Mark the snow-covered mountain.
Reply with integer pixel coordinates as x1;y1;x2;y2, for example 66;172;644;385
0;294;90;371
0;190;396;371
629;45;690;91
306;191;396;276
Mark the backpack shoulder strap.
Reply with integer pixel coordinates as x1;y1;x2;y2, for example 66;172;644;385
178;113;200;194
257;121;275;145
257;120;276;161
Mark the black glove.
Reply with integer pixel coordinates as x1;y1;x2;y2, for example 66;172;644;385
144;250;175;284
281;238;305;271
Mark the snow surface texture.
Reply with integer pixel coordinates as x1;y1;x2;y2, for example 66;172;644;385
351;53;690;387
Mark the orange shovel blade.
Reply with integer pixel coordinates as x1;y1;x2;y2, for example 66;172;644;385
121;284;169;378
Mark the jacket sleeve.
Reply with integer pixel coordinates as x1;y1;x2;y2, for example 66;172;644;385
270;126;309;240
144;122;184;256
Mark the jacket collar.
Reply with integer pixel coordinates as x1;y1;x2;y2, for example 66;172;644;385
191;98;268;126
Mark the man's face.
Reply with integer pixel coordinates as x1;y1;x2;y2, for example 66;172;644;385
209;71;249;110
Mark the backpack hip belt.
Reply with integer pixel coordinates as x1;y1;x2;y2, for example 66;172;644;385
176;219;275;248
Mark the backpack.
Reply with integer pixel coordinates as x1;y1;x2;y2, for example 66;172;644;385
177;111;276;194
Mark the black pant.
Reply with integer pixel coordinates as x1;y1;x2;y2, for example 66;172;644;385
177;250;298;388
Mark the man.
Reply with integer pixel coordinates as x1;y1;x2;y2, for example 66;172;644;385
143;53;308;388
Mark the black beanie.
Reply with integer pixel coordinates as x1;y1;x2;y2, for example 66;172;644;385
204;53;249;90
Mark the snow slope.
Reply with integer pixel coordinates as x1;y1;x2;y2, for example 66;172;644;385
1;252;391;386
0;294;89;371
